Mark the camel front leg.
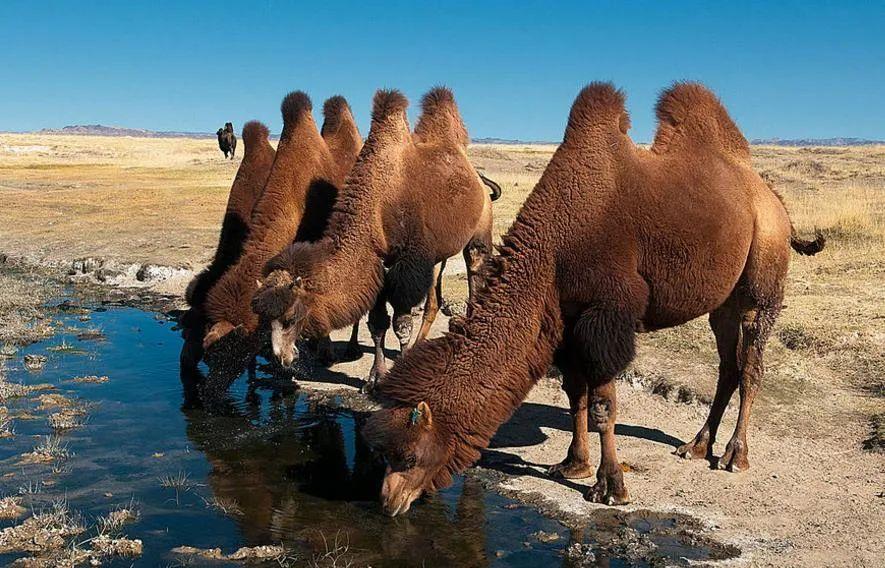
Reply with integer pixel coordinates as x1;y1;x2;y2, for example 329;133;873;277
364;294;390;392
414;260;446;344
585;381;630;505
548;368;594;479
463;234;491;313
342;322;362;361
392;305;413;356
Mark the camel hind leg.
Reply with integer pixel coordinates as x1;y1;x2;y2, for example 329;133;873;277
718;298;781;471
676;297;741;461
414;260;446;344
680;220;788;471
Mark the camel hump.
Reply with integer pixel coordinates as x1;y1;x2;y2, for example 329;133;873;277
415;86;469;146
241;121;270;149
372;89;409;124
652;82;750;160
321;95;353;135
565;82;630;140
280;91;313;130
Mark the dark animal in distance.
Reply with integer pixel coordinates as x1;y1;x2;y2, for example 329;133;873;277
217;122;237;159
251;87;498;390
363;81;825;516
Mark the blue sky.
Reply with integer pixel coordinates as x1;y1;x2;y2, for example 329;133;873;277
1;1;882;142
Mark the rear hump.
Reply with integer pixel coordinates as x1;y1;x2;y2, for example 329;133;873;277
651;82;750;160
415;86;469;146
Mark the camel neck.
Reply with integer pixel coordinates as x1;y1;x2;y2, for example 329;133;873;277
378;192;564;472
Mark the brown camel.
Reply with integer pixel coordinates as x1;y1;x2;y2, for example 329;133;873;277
202;93;363;354
251;87;497;388
185;121;276;313
180;121;275;369
363;82;825;516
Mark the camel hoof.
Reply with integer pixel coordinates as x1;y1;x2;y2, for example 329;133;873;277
717;441;750;472
584;483;630;506
675;439;709;461
548;460;595;479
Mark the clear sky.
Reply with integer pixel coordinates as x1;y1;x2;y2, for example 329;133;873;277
1;1;882;142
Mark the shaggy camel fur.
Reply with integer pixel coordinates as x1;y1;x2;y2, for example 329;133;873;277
202;93;362;351
363;82;825;516
251;87;496;386
217;122;237;159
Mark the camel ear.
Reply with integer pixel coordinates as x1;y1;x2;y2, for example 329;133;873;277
410;401;433;428
255;279;263;290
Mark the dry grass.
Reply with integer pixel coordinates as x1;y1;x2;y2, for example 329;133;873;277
0;133;882;434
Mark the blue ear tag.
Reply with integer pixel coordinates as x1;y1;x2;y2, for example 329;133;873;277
409;407;422;426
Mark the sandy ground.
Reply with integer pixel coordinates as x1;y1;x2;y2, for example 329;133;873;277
1;134;883;566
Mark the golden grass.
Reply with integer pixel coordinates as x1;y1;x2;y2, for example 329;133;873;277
0;133;882;405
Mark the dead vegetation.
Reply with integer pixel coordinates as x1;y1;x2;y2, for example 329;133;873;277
2;503;142;566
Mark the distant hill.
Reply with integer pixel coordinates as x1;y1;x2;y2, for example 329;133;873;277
472;137;557;145
27;126;884;147
751;137;883;147
37;124;215;139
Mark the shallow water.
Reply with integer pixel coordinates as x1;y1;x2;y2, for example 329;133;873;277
0;303;736;566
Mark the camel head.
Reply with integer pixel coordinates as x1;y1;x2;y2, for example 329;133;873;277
251;269;312;368
363;401;451;516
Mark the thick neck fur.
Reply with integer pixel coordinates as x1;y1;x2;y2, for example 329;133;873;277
265;103;411;337
377;181;565;485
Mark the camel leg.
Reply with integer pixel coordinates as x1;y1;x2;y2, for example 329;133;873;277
569;303;638;504
315;335;335;366
392;305;413;356
464;235;492;311
343;322;362;361
676;299;740;461
365;294;390;391
585;381;630;505
718;302;780;472
414;259;446;344
548;366;594;479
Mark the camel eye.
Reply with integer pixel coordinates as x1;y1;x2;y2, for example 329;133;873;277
403;454;417;469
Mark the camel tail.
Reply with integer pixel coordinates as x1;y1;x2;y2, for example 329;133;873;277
791;231;826;256
241;120;270;151
652;82;750;160
415;86;469;146
766;178;826;256
479;173;502;201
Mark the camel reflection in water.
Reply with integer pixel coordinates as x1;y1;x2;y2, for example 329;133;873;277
179;364;493;566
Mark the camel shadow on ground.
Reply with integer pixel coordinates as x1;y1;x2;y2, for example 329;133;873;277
480;401;686;493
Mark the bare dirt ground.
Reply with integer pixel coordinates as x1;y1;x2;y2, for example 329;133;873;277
1;134;883;566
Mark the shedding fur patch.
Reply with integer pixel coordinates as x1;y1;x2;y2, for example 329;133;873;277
280;91;313;129
241;121;270;149
652;82;750;159
385;253;435;312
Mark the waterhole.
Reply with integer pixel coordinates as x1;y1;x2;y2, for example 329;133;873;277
0;302;738;566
